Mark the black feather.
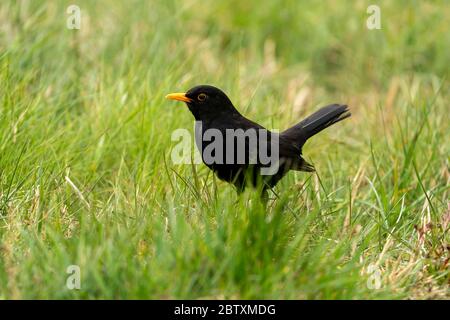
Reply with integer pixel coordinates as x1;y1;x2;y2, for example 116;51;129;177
281;104;350;147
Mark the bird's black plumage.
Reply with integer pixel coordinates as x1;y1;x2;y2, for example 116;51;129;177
166;85;350;194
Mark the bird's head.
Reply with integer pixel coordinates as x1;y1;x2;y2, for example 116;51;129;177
166;85;237;120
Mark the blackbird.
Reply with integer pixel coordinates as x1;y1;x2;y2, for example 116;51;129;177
166;85;350;195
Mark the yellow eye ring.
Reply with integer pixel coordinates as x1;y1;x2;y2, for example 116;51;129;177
198;93;207;101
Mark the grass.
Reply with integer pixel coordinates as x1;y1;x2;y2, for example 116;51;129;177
0;0;449;299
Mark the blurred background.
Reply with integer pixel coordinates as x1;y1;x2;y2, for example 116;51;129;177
0;0;448;299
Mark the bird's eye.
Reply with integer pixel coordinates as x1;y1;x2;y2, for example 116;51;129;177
197;93;207;101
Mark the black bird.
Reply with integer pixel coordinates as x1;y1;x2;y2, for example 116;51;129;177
166;85;350;195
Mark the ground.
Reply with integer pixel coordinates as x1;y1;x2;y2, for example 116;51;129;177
0;0;448;299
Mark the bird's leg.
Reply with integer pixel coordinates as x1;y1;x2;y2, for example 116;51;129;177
260;188;269;207
232;184;245;205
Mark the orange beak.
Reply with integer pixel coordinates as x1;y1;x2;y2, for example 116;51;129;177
165;92;192;103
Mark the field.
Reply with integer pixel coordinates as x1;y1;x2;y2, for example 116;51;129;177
0;0;449;299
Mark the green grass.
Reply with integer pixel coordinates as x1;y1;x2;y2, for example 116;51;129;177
0;0;449;299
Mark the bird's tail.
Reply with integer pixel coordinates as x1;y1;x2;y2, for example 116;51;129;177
281;104;351;146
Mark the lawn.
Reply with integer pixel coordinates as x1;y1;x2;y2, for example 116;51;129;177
0;0;448;299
